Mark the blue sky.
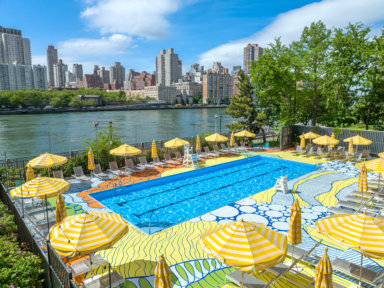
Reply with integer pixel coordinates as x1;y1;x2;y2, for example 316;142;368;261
1;0;383;74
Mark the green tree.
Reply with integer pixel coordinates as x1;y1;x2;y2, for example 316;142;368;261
69;96;82;107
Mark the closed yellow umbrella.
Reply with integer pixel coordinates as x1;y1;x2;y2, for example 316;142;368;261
288;199;301;261
55;194;67;224
230;132;235;147
10;177;70;199
300;133;305;149
234;130;256;138
357;163;368;195
313;135;339;146
87;148;95;171
315;247;333;288
49;211;128;256
330;133;336;148
26;167;35;182
316;212;384;287
154;254;173;288
198;220;287;272
196;135;201;151
164;138;190;149
303;132;320;144
205;133;228;142
348;139;354;155
27;153;68;168
152;140;158;159
110;144;142;156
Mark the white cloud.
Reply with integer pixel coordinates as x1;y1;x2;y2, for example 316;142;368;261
32;55;46;66
198;0;384;69
81;0;187;39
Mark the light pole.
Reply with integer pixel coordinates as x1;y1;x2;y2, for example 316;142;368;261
215;115;218;133
94;121;99;162
109;121;113;145
215;114;222;134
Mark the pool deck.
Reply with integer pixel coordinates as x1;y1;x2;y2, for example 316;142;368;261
58;149;383;288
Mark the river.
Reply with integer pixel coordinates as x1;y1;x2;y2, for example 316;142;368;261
0;108;232;158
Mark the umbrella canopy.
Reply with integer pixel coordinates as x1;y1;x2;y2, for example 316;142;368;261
379;152;384;159
152;140;158;159
164;138;190;149
303;132;320;140
344;135;372;146
10;177;70;199
356;158;384;173
198;220;287;272
234;130;256;138
357;163;368;194
205;133;229;143
87;148;95;171
154;254;173;288
315;247;333;288
110;144;142;156
56;194;67;224
348;139;354;155
300;134;305;149
49;211;128;256
26;167;35;182
27;153;68;168
288;199;302;246
230;132;235;147
313;135;339;146
196;135;201;151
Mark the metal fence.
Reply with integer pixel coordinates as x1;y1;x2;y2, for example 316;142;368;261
280;126;294;150
0;183;78;288
294;125;384;155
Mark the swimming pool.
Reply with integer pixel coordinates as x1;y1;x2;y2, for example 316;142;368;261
91;156;317;233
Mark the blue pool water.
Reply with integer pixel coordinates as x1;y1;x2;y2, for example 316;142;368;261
91;156;317;233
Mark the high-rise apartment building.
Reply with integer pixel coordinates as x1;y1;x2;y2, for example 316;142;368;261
46;45;58;87
110;62;125;89
0;26;31;65
156;48;182;86
53;59;67;88
72;64;83;81
130;71;156;90
211;62;224;74
65;71;75;88
97;67;110;84
190;64;204;84
243;43;263;75
0;63;33;90
202;69;233;104
124;69;140;90
32;65;48;89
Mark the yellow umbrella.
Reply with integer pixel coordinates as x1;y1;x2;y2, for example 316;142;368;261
234;130;256;138
303;132;320;144
344;135;372;146
357;163;368;195
87;148;95;171
300;133;305;149
356;158;384;173
26;167;35;182
10;177;70;199
330;133;336;148
230;132;235;147
196;135;201;151
55;194;67;224
152;140;158;159
205;133;228;142
164;138;190;149
348;139;354;155
49;211;128;256
316;212;384;287
315;247;333;288
288;199;301;261
27;153;68;168
379;152;384;159
154;254;173;288
313;135;339;146
110;144;142;156
198;220;287;272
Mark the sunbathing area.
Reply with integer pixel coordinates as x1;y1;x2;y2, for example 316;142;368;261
5;131;384;288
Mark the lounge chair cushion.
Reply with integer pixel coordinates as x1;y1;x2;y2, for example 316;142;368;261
226;270;266;288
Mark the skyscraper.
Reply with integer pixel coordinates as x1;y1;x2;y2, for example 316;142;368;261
97;67;110;84
243;43;263;75
32;65;48;89
156;48;182;86
53;59;67;88
72;64;83;81
0;26;31;65
110;62;125;89
46;45;58;87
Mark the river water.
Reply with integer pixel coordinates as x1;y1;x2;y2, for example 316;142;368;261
0;108;232;158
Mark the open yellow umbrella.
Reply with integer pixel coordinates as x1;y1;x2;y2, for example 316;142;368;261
230;132;235;147
151;140;158;159
288;199;301;261
164;138;190;149
344;135;372;154
110;144;142;156
49;211;129;257
27;153;68;168
315;247;333;288
87;148;95;171
379;152;384;159
234;130;256;138
303;132;320;144
205;133;228;142
356;158;384;173
316;212;384;287
196;136;201;151
154;254;173;288
55;194;67;224
26;167;35;182
10;177;70;199
313;135;339;146
300;133;305;149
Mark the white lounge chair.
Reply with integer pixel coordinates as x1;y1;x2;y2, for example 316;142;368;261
93;164;109;180
291;146;303;154
226;270;266;288
151;157;167;167
125;159;143;173
164;153;179;165
73;166;90;181
53;169;64;179
138;156;156;169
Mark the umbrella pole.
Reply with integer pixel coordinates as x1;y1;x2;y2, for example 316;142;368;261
45;195;50;236
241;271;244;288
109;263;112;288
359;253;363;288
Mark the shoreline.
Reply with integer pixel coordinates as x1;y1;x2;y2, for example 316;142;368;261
0;104;227;115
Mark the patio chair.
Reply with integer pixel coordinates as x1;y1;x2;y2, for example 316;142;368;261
263;263;313;288
295;146;310;156
138;156;156;169
291;146;303;154
286;244;321;267
213;144;224;155
73;166;89;181
93;164;109;180
225;270;266;288
241;141;251;151
174;151;184;162
336;151;347;161
300;146;313;157
336;200;380;214
151;157;167;167
313;147;323;158
108;161;122;176
362;149;371;160
125;158;143;173
164;153;179;165
233;142;247;152
220;143;235;153
52;169;64;179
204;146;219;157
69;254;107;277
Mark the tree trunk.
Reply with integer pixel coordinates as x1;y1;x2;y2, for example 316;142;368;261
365;106;371;131
260;127;266;143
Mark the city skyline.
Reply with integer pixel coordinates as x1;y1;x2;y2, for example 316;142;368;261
1;0;383;74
